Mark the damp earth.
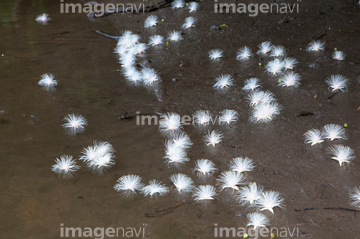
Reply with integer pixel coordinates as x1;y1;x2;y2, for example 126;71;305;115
1;0;360;238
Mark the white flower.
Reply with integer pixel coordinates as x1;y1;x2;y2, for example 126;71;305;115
250;102;281;123
304;129;324;146
247;91;275;107
170;173;194;193
270;45;286;57
80;145;98;163
141;180;169;197
209;49;223;60
117;31;139;47
204;130;223;146
307;40;325;52
247;212;269;230
80;141;116;174
167;31;183;42
133;43;148;55
170;132;192;149
123;67;142;84
114;45;129;55
236;46;252;60
144;15;158;28
128;34;140;46
219;109;238;125
114;174;143;194
119;53;135;68
327;145;355;166
194;110;212;125
52;155;80;179
35;13;51;25
283;57;298;70
257;41;272;55
322;124;346;141
230;157;255;173
172;0;185;9
237;183;263;205
38;73;57;91
333;51;345;61
266;59;284;75
194;159;217;176
164;141;182;156
141;67;160;85
278;72;301;87
213;74;233;89
87;153;115;174
247;91;264;107
164;147;189;165
164;142;189;165
192;185;217;201
255;191;285;213
80;141;115;163
149;35;164;46
260;91;276;104
159;113;182;133
96;141;115;156
326;75;348;92
243;78;261;91
188;2;199;12
116;31;132;46
62;114;87;135
182;17;196;29
350;187;360;208
217;171;245;191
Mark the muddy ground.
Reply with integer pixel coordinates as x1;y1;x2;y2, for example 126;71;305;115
0;0;360;238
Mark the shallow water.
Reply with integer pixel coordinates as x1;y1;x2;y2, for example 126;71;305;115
1;0;360;238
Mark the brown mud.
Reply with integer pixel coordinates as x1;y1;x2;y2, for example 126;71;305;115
0;0;360;238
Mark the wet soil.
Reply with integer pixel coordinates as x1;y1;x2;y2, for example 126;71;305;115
1;0;360;238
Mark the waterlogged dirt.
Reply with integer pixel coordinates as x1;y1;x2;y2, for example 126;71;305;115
1;0;360;238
